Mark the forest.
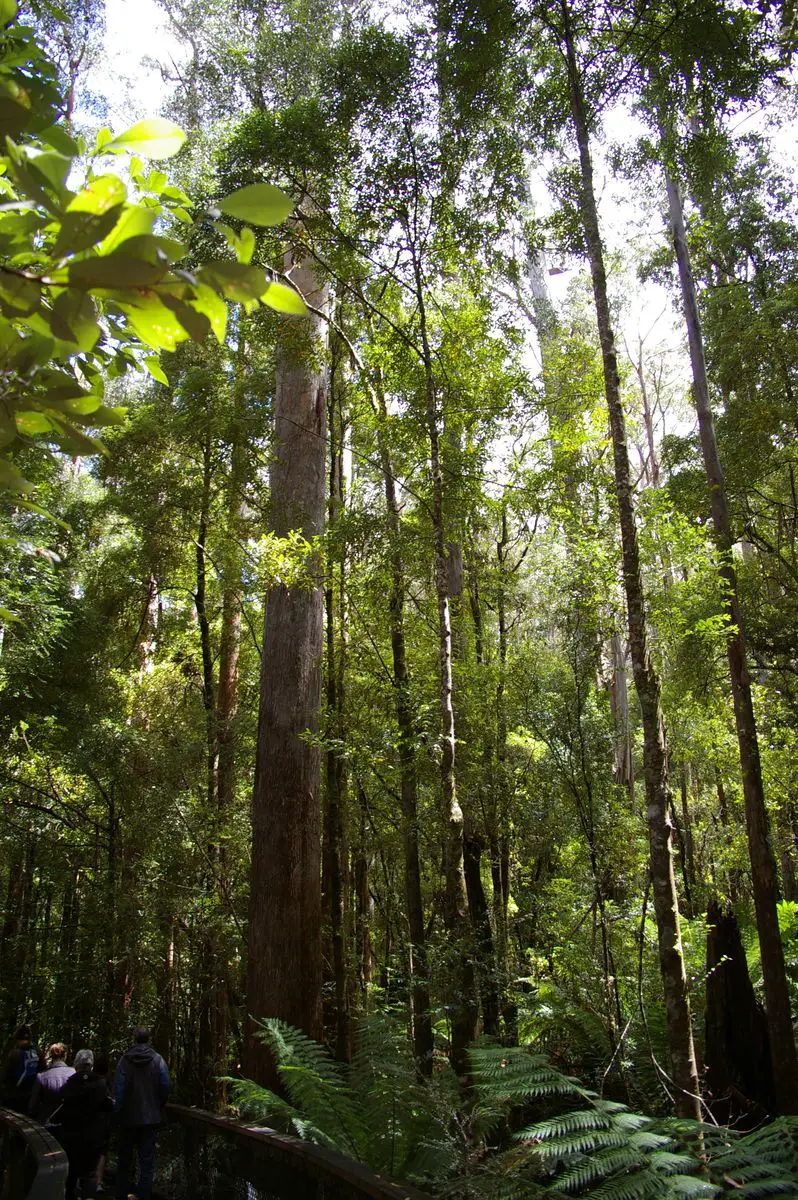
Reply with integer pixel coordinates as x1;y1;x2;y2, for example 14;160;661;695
2;0;798;1193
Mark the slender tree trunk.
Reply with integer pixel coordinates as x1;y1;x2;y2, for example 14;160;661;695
373;373;434;1075
560;0;700;1119
409;237;476;1074
464;564;501;1037
324;349;350;1062
210;320;249;1107
495;505;517;1042
664;163;798;1112
245;245;328;1085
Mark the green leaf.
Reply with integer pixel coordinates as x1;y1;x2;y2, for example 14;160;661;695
114;233;186;264
26;148;71;192
0;458;33;493
15;410;55;434
261;280;308;316
62;393;102;416
158;292;210;341
197;261;268;302
0;271;40;315
143;356;168;385
236;226;256;265
68;252;168;289
190;283;227;344
0;0;19;25
217;183;293;227
85;404;125;427
39;124;79;156
67;174;126;215
104;119;186;161
52;203;125;257
119;296;190;352
50;291;100;351
98;204;156;253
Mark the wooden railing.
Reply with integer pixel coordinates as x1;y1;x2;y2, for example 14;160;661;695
163;1103;431;1200
0;1108;67;1200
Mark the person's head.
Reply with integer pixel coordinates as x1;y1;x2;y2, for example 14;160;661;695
47;1043;67;1064
93;1052;109;1077
73;1049;93;1077
15;1024;31;1044
133;1027;150;1045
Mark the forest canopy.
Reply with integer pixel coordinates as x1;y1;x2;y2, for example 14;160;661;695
2;0;798;1193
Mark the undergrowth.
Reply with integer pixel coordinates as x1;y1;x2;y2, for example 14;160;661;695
229;1016;798;1199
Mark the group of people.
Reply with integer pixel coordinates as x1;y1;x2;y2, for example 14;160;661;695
1;1024;171;1200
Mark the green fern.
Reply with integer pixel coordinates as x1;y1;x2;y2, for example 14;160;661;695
229;1023;798;1200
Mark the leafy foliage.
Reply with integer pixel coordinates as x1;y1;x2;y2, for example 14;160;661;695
232;1025;798;1199
0;3;305;496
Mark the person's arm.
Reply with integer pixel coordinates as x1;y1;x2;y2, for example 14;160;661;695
157;1056;170;1107
114;1061;127;1112
28;1076;40;1116
2;1049;19;1092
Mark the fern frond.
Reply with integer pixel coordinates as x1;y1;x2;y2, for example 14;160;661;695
252;1019;367;1160
550;1145;646;1193
581;1167;669;1200
470;1045;590;1105
667;1177;721;1197
647;1150;700;1175
730;1182;798;1197
627;1130;673;1151
530;1128;631;1159
517;1107;614;1143
228;1077;341;1149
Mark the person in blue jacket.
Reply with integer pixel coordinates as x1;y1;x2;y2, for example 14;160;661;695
1;1025;41;1113
113;1028;170;1200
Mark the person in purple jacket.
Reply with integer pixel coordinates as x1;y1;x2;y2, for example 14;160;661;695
29;1043;74;1124
113;1028;170;1200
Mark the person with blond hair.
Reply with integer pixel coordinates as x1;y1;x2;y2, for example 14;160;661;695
29;1041;74;1124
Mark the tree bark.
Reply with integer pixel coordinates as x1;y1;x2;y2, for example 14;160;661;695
409;232;476;1074
705;897;775;1124
324;347;350;1062
245;245;329;1085
373;370;434;1075
664;162;798;1112
560;0;701;1119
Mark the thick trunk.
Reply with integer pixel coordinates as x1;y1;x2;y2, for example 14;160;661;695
664;164;798;1112
374;375;433;1075
245;248;328;1085
705;898;775;1124
561;0;700;1118
463;824;500;1036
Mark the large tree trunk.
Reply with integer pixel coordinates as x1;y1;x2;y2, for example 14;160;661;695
245;248;329;1085
560;0;701;1119
664;163;798;1113
705;898;775;1124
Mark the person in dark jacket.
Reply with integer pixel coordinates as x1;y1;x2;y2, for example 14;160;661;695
1;1025;41;1113
57;1049;113;1200
29;1042;74;1124
113;1028;170;1200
